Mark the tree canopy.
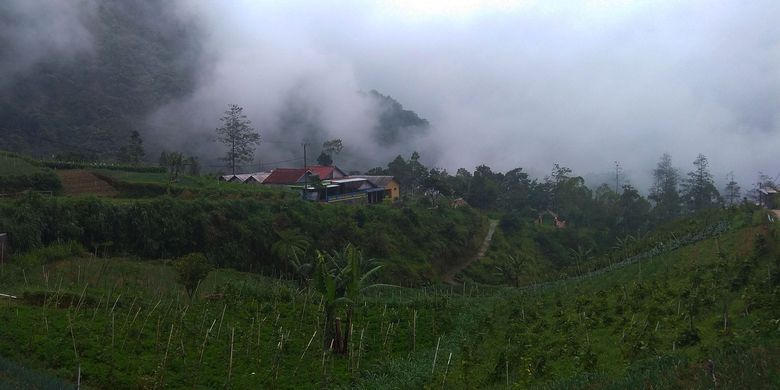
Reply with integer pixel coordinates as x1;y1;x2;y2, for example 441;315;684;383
215;104;260;174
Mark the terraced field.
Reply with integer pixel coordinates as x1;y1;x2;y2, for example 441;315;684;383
56;170;118;197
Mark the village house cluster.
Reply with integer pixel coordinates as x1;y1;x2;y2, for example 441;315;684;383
220;165;400;205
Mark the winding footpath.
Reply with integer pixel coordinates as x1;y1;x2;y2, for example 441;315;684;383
443;219;499;285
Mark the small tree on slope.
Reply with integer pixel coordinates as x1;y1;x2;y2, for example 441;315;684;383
216;104;260;174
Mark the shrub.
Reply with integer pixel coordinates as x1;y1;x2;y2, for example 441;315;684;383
14;241;86;268
173;252;213;298
0;171;61;193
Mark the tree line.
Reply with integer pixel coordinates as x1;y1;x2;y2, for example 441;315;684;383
366;151;774;252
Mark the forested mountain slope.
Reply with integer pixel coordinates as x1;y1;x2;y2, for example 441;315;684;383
0;0;199;160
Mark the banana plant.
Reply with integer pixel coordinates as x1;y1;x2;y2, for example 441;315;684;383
314;243;390;353
568;245;593;276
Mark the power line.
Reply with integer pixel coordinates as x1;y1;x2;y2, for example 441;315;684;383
207;157;304;169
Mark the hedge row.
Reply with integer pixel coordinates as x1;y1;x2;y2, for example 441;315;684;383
0;171;62;193
40;160;165;173
0;150;165;173
0;195;485;284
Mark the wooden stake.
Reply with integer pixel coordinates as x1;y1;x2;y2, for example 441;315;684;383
199;319;216;363
301;330;317;360
356;328;364;370
67;313;79;361
412;310;417;352
217;304;227;339
432;336;441;374
442;351;452;386
227;327;235;386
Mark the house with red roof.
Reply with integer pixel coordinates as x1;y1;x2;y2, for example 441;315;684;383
305;165;347;180
262;168;311;185
260;165;385;204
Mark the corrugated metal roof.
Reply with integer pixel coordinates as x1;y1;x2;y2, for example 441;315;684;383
349;175;397;187
332;178;368;184
247;172;272;183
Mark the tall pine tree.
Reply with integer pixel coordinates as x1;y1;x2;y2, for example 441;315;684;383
649;153;681;221
215;104;260;174
681;154;720;212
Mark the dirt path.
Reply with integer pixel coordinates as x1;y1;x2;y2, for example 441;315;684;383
443;219;498;285
57;169;118;197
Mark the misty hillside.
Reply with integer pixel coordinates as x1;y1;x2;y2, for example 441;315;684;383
0;0;199;160
0;1;430;168
368;90;429;146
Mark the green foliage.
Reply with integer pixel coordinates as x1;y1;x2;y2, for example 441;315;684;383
123;131;145;165
0;171;61;193
650;152;682;221
314;243;387;352
0;355;76;389
0;151;62;193
317;138;343;166
42;160;165;173
0;217;778;388
0;0;198;159
368;90;429;146
13;241;86;268
681;154;721;212
215;104;260;174
173;252;213;298
0;194;483;284
316;151;333;166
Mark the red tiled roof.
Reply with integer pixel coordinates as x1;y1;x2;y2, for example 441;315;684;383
263;168;308;185
305;165;346;179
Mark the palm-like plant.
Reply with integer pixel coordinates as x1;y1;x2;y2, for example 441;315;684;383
495;253;526;287
314;243;388;353
612;235;635;261
568;245;593;276
271;229;310;277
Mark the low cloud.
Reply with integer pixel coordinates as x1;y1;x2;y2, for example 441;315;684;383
10;0;773;189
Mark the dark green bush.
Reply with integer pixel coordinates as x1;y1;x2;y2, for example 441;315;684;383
0;195;483;284
0;171;61;193
41;160;165;173
173;252;213;297
13;241;86;268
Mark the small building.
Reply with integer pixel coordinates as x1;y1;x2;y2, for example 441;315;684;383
226;165;386;205
350;175;400;202
450;197;468;208
219;172;272;184
263;168;314;186
245;172;272;185
294;178;384;204
758;187;779;208
305;165;347;180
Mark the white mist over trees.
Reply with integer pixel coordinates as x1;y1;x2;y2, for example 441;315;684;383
0;0;778;187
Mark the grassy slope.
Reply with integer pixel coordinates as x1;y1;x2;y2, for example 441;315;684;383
0;154;43;176
0;152;62;193
91;168;291;199
1;212;778;388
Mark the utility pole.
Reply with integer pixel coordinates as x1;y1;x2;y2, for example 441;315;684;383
302;142;309;200
614;161;622;193
302;143;308;169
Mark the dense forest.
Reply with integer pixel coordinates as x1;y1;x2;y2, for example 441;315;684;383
0;0;200;159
